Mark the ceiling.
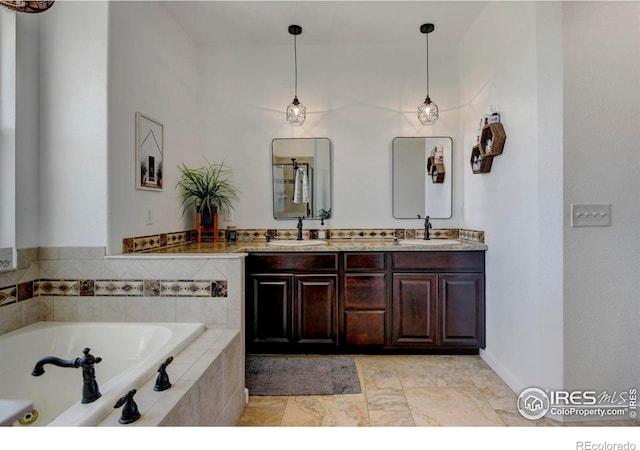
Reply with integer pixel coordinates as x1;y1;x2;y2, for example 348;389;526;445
161;1;488;47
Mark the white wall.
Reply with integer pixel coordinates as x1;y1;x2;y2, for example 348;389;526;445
38;1;108;247
563;2;640;399
197;42;462;230
107;1;200;253
459;2;564;395
16;14;41;249
0;10;16;261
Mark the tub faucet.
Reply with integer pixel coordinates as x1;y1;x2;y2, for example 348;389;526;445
297;217;304;240
31;347;102;404
424;216;432;240
114;389;141;424
154;356;174;392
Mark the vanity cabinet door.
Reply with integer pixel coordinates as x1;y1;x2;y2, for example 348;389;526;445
391;273;438;346
294;275;338;347
247;274;293;350
439;273;485;347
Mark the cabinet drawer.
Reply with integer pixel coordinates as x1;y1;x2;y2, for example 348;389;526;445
345;310;385;346
392;251;484;272
344;273;387;309
344;252;386;270
249;253;338;272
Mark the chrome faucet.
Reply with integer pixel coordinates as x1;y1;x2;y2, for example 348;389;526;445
297;217;304;240
31;347;102;404
424;216;432;240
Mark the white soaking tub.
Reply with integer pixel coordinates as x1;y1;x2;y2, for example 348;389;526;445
0;321;205;426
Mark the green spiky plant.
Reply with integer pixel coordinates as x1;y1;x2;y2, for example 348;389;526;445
176;158;240;225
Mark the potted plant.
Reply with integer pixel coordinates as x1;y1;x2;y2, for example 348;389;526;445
176;158;240;241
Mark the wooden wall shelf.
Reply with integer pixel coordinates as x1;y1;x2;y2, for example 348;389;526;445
427;156;445;183
470;122;506;174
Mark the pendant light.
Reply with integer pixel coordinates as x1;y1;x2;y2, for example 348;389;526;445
0;1;54;13
417;23;439;125
286;25;306;126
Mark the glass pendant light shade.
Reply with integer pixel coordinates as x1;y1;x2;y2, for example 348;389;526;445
286;25;306;126
418;96;439;125
287;97;306;126
418;23;439;126
0;1;54;13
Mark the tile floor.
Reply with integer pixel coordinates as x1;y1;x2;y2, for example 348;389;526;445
236;354;639;427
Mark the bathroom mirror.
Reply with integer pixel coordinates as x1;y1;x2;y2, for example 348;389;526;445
272;138;332;220
392;137;453;219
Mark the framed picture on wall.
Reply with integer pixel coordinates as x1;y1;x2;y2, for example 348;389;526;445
135;112;164;191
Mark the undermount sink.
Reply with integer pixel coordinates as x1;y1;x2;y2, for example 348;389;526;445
398;239;461;246
267;240;328;247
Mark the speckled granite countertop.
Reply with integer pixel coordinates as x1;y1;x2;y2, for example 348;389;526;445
141;239;488;254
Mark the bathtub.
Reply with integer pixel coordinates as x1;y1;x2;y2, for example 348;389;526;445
0;321;205;426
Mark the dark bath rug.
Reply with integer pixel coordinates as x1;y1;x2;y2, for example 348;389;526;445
245;355;362;396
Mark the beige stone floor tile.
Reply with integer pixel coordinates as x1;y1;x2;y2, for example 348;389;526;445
494;408;559;427
406;386;504;426
280;394;369;426
235;355;640;428
366;386;409;411
235;396;287;426
369;409;416;426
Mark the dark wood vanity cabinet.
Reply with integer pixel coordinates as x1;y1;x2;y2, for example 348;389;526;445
391;252;485;350
246;253;339;353
246;250;485;354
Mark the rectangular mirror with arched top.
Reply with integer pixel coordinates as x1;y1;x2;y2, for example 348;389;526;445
272;138;332;220
392;137;453;219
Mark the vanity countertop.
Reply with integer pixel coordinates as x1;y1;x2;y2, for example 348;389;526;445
140;239;487;254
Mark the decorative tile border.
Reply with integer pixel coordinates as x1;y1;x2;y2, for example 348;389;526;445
133;234;163;252
123;227;485;252
0;285;17;306
95;280;144;297
161;280;211;297
0;277;229;309
35;280;80;296
459;228;484;243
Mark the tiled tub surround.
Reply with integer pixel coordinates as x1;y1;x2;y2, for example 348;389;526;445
97;327;244;427
0;248;244;336
0;248;246;426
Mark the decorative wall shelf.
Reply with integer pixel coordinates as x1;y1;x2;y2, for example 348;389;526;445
427;156;445;183
470;122;506;174
470;145;492;174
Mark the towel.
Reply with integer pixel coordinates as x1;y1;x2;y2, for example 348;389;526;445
293;169;301;203
293;169;309;204
302;170;309;203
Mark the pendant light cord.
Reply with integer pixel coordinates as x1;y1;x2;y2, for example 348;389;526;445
425;32;430;97
294;34;298;98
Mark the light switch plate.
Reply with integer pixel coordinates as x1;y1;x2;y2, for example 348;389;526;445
571;204;611;227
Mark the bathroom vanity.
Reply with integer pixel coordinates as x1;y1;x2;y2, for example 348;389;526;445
245;244;485;355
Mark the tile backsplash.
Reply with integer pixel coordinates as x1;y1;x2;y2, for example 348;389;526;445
123;226;482;253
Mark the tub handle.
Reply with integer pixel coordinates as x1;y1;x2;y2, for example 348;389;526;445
154;356;174;392
114;389;141;424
